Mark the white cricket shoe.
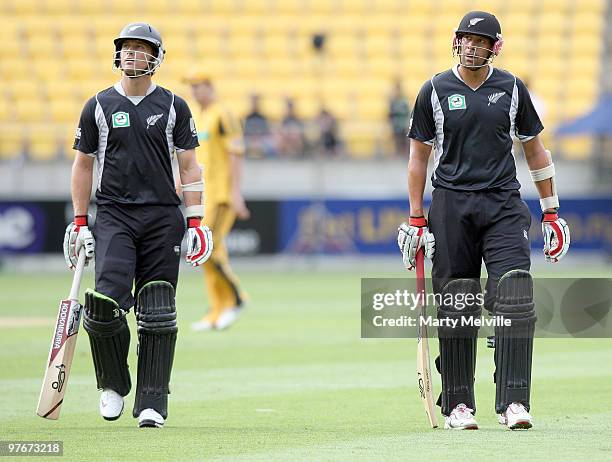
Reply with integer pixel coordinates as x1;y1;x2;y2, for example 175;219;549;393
191;319;214;331
498;402;533;430
138;408;165;428
215;307;242;330
444;403;478;430
99;389;124;421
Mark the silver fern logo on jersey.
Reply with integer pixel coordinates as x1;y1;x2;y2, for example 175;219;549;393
146;114;164;129
488;92;506;106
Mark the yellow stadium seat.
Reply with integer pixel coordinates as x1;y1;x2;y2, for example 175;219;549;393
31;58;64;81
0;59;29;83
174;0;206;14
61;34;92;59
364;35;392;58
109;0;141;14
25;35;61;58
0;98;10;123
15;99;47;122
44;80;78;102
75;1;106;14
8;0;40;14
539;13;567;35
355;98;387;120
194;34;225;57
305;0;336;14
503;13;533;37
0;128;25;160
225;34;259;57
470;0;505;11
326;34;359;58
50;100;81;123
4;38;24;59
212;0;246;14
507;0;539;13
576;0;606;14
65;61;96;80
43;0;74;14
28;128;60;162
9;80;45;101
572;12;604;35
264;59;299;77
560;136;592;160
569;31;604;57
273;0;307;14
262;35;291;58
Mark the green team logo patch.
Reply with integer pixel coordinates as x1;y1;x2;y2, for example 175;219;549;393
112;112;130;128
448;94;466;111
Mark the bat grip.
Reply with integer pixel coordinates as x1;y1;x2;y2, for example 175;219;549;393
415;248;425;298
68;248;87;301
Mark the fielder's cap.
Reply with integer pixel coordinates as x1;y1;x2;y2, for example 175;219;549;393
183;69;213;84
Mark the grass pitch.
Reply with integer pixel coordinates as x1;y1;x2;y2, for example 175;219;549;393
1;265;611;461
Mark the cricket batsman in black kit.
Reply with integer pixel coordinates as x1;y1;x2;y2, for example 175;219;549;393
397;11;570;430
63;23;213;428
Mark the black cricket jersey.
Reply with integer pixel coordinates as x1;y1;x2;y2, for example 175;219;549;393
408;65;543;191
73;82;199;205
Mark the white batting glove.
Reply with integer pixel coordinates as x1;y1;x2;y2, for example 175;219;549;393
185;217;213;267
63;215;95;270
542;212;570;263
397;217;435;270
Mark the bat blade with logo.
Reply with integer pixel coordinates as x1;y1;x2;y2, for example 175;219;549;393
415;248;438;428
36;249;86;419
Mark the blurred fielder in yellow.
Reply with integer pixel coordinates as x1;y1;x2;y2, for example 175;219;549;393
184;70;250;331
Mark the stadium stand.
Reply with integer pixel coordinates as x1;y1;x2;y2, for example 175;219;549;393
0;0;606;160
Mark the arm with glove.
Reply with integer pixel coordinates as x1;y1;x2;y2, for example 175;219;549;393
398;139;435;270
178;149;213;267
523;138;570;263
63;152;96;270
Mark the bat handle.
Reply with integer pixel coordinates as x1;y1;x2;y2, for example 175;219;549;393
68;248;87;301
415;247;425;294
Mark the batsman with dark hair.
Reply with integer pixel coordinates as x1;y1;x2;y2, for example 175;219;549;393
63;22;213;428
397;11;570;430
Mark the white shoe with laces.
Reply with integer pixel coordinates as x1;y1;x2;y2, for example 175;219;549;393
444;403;478;430
138;408;165;428
498;402;533;430
99;389;124;421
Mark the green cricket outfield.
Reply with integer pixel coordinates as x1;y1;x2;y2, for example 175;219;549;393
1;266;611;461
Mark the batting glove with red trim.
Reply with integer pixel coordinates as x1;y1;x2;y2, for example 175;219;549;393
542;212;570;263
62;215;95;270
397;216;436;271
185;217;213;267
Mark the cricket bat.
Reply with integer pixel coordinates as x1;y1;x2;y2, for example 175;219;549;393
36;249;86;419
415;248;438;428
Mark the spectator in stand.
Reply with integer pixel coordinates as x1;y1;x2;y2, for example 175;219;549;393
388;79;411;157
244;94;275;157
315;106;340;156
278;98;305;157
